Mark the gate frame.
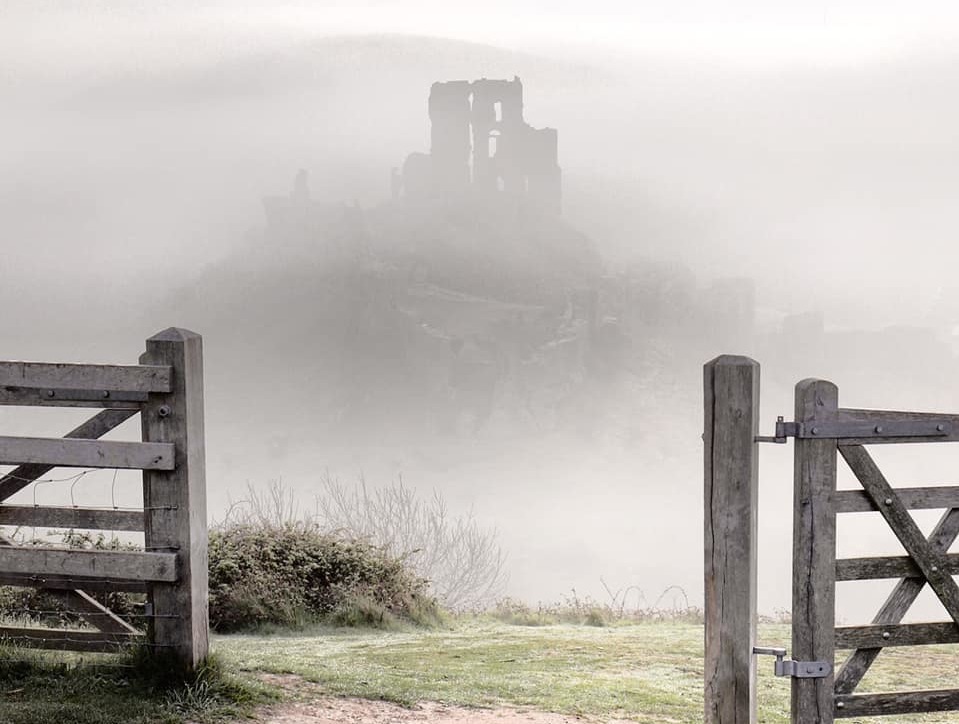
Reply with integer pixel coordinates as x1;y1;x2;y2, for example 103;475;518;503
706;355;959;722
0;327;208;671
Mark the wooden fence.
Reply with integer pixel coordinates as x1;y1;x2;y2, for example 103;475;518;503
0;328;208;670
706;355;959;722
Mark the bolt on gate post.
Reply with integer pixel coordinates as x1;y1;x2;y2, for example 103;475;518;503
704;356;761;723
140;328;209;670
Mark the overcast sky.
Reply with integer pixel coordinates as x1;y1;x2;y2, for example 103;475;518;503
8;1;959;71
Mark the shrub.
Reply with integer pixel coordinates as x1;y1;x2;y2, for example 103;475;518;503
314;474;508;610
207;522;439;632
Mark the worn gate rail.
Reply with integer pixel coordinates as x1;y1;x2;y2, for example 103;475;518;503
0;328;208;670
706;356;959;722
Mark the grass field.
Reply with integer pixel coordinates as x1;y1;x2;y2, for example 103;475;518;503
5;619;959;723
216;619;959;723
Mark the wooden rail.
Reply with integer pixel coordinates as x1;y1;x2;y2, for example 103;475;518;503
835;486;959;513
0;436;174;470
0;626;143;653
0;505;144;532
0;361;171;393
0;547;176;582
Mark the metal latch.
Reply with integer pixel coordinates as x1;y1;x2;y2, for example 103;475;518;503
753;646;831;678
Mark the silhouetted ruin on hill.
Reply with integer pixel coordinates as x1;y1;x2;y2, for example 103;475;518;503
394;76;562;214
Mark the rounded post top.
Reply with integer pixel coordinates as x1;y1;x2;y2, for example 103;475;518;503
147;328;202;343
704;354;759;369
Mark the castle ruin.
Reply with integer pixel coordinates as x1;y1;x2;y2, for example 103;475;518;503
394;77;562;214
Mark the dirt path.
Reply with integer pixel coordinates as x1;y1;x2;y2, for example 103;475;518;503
250;674;636;724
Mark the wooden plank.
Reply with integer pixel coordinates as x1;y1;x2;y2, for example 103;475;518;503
0;505;144;532
141;327;209;670
0;387;143;408
840;445;959;629
703;356;760;724
835;689;959;718
792;379;838;724
835;508;959;694
0;361;171;393
836;621;959;648
0;574;148;592
836;486;959;513
0;626;142;653
0;436;173;470
836;552;959;581
0;409;139;502
0;546;176;582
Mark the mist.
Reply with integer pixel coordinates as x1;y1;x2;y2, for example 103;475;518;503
5;3;959;621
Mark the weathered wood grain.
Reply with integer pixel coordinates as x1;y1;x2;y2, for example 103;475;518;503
703;356;760;724
0;626;142;652
835;689;959;717
0;546;176;582
835;552;959;581
835;486;959;513
840;445;959;628
0;361;171;393
836;621;959;648
141;328;209;670
0;505;144;532
792;379;838;724
0;408;138;502
0;387;144;408
0;436;173;470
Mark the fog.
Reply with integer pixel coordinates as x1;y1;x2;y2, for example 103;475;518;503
5;3;959;620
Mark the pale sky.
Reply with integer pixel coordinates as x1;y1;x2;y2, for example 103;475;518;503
7;1;959;73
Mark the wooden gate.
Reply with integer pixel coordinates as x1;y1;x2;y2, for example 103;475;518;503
0;328;208;670
705;355;959;722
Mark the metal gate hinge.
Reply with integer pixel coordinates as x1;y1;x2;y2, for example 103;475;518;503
755;416;951;444
755;416;799;444
753;646;831;678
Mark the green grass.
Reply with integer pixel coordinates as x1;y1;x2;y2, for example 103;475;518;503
216;619;959;723
0;648;272;724
6;619;959;722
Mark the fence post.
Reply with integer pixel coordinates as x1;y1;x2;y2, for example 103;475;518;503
704;355;760;723
140;328;209;670
792;379;837;723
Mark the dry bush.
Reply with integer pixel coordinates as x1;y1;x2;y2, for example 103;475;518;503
313;473;508;611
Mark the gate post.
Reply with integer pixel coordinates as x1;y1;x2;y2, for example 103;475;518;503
704;356;761;723
140;328;209;671
792;379;837;722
